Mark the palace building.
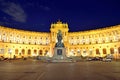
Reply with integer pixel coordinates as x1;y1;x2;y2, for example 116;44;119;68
0;21;120;59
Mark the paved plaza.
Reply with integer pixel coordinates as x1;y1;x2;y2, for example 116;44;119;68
0;60;120;80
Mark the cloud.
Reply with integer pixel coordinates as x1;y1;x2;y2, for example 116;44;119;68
40;5;51;11
3;16;9;21
0;1;27;23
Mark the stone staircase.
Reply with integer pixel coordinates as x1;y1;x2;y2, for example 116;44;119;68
51;59;74;62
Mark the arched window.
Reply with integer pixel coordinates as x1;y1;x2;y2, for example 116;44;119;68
15;49;18;54
34;50;37;54
39;50;42;55
103;48;107;54
28;49;31;55
22;49;25;55
110;48;114;54
96;41;98;44
96;49;100;54
103;40;105;43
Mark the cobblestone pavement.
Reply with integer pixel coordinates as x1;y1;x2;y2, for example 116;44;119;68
0;60;120;80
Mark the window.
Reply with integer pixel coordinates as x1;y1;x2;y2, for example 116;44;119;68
110;48;114;54
96;41;98;44
83;42;85;45
22;49;25;55
103;48;107;54
34;50;37;54
39;50;42;55
96;49;100;54
28;49;31;55
40;43;42;45
103;40;105;43
15;49;18;54
110;40;112;42
89;42;91;44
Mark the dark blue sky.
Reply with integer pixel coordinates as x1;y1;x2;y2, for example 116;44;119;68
0;0;120;32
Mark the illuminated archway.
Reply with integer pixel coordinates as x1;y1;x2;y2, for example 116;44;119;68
15;49;18;54
34;50;37;54
39;50;42;56
22;49;25;55
28;49;31;55
110;48;114;54
96;49;100;54
103;48;107;54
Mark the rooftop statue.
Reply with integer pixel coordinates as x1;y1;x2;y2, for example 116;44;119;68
55;30;64;47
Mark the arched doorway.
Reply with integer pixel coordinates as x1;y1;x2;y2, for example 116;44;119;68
22;49;25;55
96;49;100;54
33;49;37;56
103;48;107;54
118;47;120;54
34;50;37;54
45;50;48;55
15;49;18;54
28;49;31;55
110;48;114;54
39;50;42;56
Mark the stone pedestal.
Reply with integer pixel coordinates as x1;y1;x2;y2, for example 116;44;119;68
53;47;66;60
51;48;72;62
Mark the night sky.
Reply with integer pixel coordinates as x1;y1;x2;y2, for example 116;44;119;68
0;0;120;32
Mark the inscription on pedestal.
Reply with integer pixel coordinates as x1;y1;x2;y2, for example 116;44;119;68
53;48;66;60
57;49;62;55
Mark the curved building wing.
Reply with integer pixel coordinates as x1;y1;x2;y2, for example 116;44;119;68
0;21;120;59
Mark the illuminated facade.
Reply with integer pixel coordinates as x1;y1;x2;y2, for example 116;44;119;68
0;21;120;59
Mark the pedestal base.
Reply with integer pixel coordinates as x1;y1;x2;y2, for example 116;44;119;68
52;47;71;62
53;47;66;59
